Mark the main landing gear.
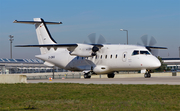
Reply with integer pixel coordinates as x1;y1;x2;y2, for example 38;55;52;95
84;72;91;79
144;70;151;78
107;73;115;78
84;72;116;79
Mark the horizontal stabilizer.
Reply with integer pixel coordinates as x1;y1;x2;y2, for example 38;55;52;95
13;20;62;25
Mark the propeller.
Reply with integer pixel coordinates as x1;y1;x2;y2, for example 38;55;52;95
88;33;106;44
86;33;106;56
137;34;159;56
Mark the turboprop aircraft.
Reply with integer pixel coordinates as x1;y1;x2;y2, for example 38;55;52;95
13;18;167;78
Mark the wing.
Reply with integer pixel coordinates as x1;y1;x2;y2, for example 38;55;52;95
15;44;78;47
145;46;167;49
15;43;103;53
15;44;78;51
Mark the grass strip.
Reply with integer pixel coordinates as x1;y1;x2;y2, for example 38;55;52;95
0;83;180;111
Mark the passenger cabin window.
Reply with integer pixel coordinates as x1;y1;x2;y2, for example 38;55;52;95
124;54;126;58
132;50;139;55
140;51;150;55
115;54;118;58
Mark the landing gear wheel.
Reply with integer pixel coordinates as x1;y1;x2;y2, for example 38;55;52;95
144;73;151;78
107;73;115;78
144;73;148;78
84;73;91;79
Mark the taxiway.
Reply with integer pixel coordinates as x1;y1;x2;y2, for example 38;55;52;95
28;76;180;85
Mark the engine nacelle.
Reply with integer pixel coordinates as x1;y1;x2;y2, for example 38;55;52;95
69;44;93;57
93;65;111;74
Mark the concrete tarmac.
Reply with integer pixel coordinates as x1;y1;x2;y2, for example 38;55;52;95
28;76;180;85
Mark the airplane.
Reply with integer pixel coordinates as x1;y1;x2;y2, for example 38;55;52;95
13;18;167;79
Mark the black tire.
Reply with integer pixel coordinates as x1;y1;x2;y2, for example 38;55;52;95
107;73;115;78
144;73;148;78
144;73;151;78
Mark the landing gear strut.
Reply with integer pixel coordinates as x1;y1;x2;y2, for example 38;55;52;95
144;70;151;78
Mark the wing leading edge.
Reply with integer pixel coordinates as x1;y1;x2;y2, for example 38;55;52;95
15;43;103;48
146;46;167;49
15;43;104;53
15;44;78;47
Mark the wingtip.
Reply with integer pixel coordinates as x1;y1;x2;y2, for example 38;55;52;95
13;20;17;23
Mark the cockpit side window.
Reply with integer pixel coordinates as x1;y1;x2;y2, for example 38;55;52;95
140;51;150;55
132;50;139;55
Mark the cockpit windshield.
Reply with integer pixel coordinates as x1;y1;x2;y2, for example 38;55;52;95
132;50;139;55
140;51;150;55
132;50;151;56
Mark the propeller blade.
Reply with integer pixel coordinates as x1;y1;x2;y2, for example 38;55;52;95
83;41;89;44
138;34;167;54
137;42;142;46
88;33;96;44
97;34;106;44
151;49;158;56
141;35;148;46
149;36;157;46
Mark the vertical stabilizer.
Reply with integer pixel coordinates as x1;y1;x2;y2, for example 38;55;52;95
13;18;62;54
34;18;56;54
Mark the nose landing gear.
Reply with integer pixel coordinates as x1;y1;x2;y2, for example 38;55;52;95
144;70;151;78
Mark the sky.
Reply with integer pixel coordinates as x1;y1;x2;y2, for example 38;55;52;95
0;0;180;59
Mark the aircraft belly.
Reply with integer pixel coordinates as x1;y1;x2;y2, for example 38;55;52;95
66;57;94;71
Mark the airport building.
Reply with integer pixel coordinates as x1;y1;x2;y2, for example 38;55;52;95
0;58;63;74
162;58;180;71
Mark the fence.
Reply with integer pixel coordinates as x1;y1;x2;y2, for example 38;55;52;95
27;73;82;80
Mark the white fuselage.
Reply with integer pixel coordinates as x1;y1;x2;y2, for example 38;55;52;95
14;18;164;77
36;44;161;74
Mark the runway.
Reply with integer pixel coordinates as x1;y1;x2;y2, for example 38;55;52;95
28;76;180;85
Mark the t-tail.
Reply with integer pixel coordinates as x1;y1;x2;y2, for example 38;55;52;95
13;18;62;54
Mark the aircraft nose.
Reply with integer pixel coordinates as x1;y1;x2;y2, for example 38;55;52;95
152;57;161;68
